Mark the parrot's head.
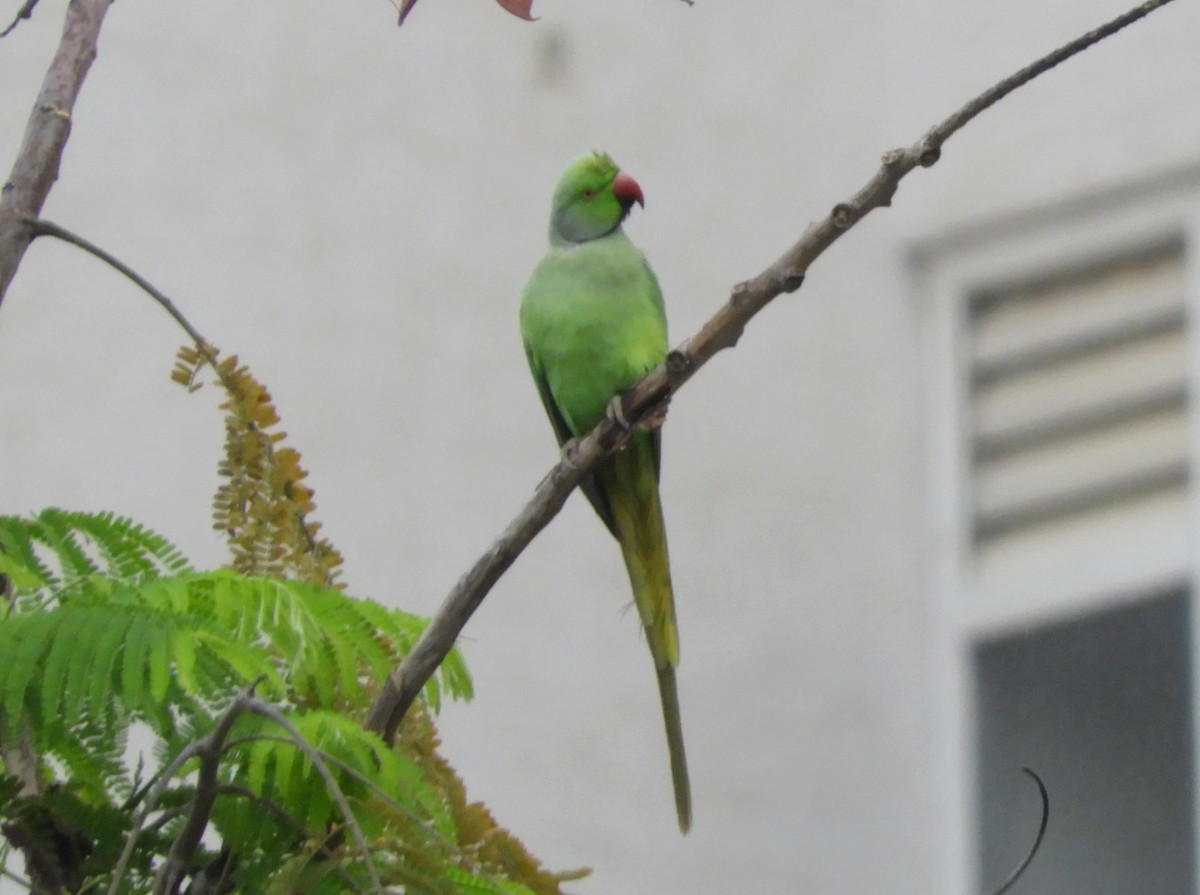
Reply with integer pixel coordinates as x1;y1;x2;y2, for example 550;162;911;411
548;151;644;245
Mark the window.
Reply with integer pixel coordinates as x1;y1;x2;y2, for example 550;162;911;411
915;167;1200;895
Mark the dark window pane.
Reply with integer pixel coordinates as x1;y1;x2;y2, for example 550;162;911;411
974;591;1195;894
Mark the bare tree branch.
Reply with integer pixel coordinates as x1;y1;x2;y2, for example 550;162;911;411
108;681;261;895
0;0;116;859
362;0;1180;743
0;0;113;308
152;685;255;895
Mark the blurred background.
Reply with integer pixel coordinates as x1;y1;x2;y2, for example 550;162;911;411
2;1;1200;892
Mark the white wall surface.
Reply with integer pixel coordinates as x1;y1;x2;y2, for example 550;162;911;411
1;1;1197;893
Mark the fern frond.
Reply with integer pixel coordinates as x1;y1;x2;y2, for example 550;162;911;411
66;510;191;581
440;866;539;895
0;515;62;596
0;506;566;894
0;601;281;746
134;571;469;713
221;709;473;894
2;609;56;723
33;508;100;583
0;510;193;609
46;717;130;807
172;344;345;589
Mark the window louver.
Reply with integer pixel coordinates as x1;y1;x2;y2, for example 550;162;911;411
969;244;1187;544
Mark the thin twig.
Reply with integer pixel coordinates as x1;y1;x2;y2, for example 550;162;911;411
26;219;210;348
24;218;335;565
987;768;1050;895
927;0;1178;150
0;0;39;38
363;0;1179;743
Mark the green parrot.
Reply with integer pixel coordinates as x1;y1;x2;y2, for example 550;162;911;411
519;151;691;832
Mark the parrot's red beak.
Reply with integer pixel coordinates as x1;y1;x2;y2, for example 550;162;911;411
612;171;645;209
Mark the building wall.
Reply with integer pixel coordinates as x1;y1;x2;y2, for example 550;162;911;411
1;2;1197;893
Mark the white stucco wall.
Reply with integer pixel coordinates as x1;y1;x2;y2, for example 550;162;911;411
2;1;1197;893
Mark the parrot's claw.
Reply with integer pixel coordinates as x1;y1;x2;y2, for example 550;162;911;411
607;393;671;434
606;395;633;432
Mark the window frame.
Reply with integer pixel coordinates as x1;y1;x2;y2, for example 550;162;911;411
911;166;1200;895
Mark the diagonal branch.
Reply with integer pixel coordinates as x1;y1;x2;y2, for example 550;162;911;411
362;0;1179;743
0;0;114;308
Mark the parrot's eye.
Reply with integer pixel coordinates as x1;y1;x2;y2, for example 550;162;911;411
580;189;597;201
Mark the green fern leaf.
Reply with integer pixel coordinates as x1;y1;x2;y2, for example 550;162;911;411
441;866;538;895
0;548;49;597
47;717;129;805
120;610;155;719
36;508;101;583
1;610;54;723
0;510;193;610
172;625;199;695
88;608;134;715
62;607;114;723
71;510;191;581
39;604;93;720
191;628;285;698
148;620;172;704
0;516;60;595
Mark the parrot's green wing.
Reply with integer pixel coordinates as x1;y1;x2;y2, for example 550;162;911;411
525;348;619;538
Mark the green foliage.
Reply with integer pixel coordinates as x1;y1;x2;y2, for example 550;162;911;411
0;508;191;609
1;349;574;895
0;510;563;895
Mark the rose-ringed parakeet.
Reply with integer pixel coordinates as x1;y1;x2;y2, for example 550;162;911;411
520;152;691;832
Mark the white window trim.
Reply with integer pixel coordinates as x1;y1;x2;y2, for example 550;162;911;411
911;166;1200;895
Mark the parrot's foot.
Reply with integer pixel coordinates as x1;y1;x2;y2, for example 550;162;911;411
606;394;671;434
606;395;633;431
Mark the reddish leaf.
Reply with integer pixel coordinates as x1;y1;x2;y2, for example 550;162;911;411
397;0;419;25
397;0;535;26
496;0;536;21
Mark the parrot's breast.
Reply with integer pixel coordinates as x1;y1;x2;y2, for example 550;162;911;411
521;235;668;436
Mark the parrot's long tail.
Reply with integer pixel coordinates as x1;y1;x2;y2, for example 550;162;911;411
602;437;692;832
657;664;692;833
